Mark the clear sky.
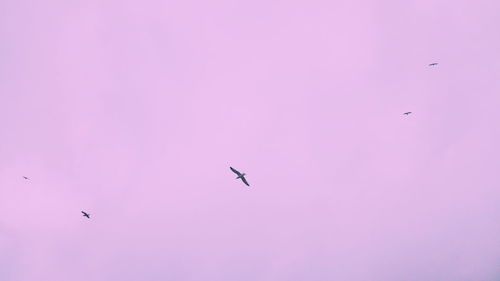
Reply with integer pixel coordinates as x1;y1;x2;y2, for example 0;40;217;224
0;0;499;280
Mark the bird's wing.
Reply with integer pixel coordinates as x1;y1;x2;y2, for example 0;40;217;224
241;177;250;186
230;167;242;176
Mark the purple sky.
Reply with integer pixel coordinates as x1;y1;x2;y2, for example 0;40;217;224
1;0;499;280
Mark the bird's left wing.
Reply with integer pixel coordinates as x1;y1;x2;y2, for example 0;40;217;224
230;167;242;176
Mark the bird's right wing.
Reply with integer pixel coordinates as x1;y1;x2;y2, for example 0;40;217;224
241;177;250;186
230;167;242;176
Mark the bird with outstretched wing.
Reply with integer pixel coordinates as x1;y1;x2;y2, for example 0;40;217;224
81;211;90;219
230;167;250;186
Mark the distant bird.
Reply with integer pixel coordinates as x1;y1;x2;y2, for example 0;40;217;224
429;63;438;66
23;176;29;180
404;112;412;115
230;167;250;186
81;211;90;219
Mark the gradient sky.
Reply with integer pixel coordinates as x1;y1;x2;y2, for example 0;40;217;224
1;0;500;280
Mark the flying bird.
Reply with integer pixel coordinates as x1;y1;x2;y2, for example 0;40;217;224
429;63;438;66
81;211;90;219
230;167;250;186
23;176;29;180
404;112;412;115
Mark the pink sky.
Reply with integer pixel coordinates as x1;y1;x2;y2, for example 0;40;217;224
1;0;499;280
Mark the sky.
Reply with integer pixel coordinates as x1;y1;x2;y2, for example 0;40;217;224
0;0;499;280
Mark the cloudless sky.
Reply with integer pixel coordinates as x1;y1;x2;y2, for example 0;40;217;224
1;0;499;280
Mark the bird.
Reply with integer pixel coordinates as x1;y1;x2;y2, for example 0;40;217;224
429;63;438;66
23;176;29;180
230;167;250;186
81;211;90;219
404;112;412;115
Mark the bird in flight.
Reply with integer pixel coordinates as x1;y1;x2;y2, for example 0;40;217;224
429;63;438;66
230;167;250;186
81;211;90;219
23;176;29;180
404;112;412;115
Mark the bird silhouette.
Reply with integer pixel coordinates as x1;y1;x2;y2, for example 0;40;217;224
404;112;412;115
230;167;250;186
429;63;438;66
23;176;29;180
81;211;90;219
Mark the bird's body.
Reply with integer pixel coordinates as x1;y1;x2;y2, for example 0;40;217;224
404;112;412;115
429;63;438;66
230;167;250;186
23;176;29;180
81;211;90;219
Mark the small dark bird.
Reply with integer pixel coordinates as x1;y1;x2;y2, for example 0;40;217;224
230;167;250;186
23;176;29;180
81;211;90;219
429;63;438;66
404;112;412;115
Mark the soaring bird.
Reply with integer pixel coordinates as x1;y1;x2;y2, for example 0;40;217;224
23;176;29;180
429;63;438;66
81;211;90;219
230;167;250;186
404;112;412;115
